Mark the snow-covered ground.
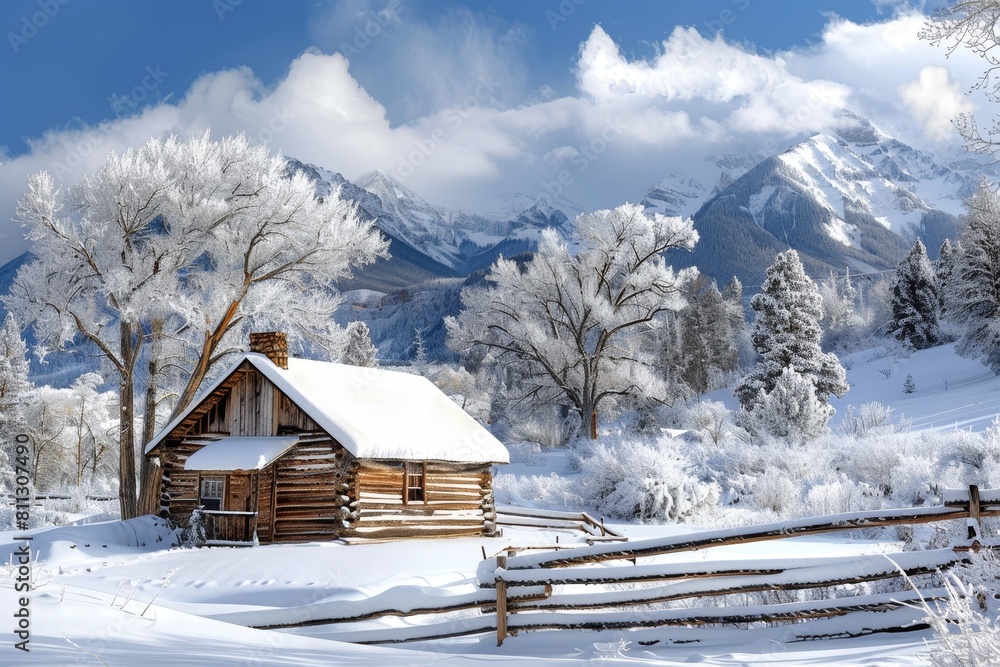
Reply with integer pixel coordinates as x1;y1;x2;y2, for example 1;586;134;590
0;515;935;665
3;342;998;665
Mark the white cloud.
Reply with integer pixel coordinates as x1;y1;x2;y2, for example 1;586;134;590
899;65;973;143
1;10;996;267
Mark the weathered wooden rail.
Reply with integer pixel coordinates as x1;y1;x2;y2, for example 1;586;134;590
201;509;258;546
495;505;628;543
227;487;996;648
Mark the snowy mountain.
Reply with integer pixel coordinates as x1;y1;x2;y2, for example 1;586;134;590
640;152;764;218
286;160;572;286
670;111;988;287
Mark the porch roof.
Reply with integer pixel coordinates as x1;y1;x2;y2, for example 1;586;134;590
183;436;300;472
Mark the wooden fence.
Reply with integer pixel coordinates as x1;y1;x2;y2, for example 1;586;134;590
495;505;628;543
228;485;997;647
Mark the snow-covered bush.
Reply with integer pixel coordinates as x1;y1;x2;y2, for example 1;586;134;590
507;441;543;466
492;472;584;509
750;466;801;516
684;400;741;446
738;367;835;443
804;477;879;516
575;436;719;523
838;402;909;438
181;508;207;548
923;551;1000;667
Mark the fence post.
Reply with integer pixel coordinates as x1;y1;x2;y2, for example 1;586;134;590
496;553;508;647
968;484;982;542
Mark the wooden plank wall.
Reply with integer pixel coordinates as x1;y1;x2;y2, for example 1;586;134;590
347;461;496;541
229;369;273;437
271;432;355;543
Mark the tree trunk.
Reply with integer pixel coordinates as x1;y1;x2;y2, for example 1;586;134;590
138;363;161;516
138;320;163;516
170;298;241;421
118;368;138;520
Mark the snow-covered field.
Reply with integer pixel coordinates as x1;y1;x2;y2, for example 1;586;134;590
3;343;998;665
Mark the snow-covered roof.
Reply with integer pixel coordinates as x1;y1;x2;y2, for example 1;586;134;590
147;353;509;464
183;436;300;471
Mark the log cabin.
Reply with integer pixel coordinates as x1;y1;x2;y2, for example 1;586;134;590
144;332;509;545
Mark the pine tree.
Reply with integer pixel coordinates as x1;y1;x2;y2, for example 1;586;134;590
721;276;746;335
949;179;1000;373
341;321;379;368
0;313;31;493
679;275;738;395
888;238;941;350
936;238;962;317
735;250;848;421
739;366;834;442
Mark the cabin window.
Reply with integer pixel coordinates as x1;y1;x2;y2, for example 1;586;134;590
404;462;426;504
200;477;224;511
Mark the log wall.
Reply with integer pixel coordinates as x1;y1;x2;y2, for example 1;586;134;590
346;460;497;541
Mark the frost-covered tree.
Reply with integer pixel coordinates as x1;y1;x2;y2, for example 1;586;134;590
678;274;738;396
949;180;1000;373
411;327;429;367
937;238;963;316
0;313;31;492
888;239;941;350
5;133;387;518
923;1;1000;155
738;366;834;442
735;250;848;420
5;161;175;517
341;321;379;368
447;203;698;439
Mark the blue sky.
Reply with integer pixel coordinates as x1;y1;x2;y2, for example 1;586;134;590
0;0;983;265
1;0;894;154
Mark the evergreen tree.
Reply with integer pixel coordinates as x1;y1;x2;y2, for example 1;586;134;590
341;321;379;368
888;238;941;350
679;275;738;395
721;276;746;335
0;313;31;492
936;238;962;316
949;180;1000;373
735;250;848;421
739;366;833;442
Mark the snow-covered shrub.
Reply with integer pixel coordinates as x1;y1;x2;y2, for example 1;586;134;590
576;436;719;523
923;551;1000;667
738;367;834;443
751;466;801;516
181;508;207;548
684;400;741;446
889;453;939;506
507;441;543;466
804;477;879;516
838;402;909;438
492;472;584;509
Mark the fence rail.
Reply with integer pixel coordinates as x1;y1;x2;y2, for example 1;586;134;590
200;510;257;546
228;485;996;648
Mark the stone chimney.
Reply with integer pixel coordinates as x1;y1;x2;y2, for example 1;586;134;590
249;332;288;369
